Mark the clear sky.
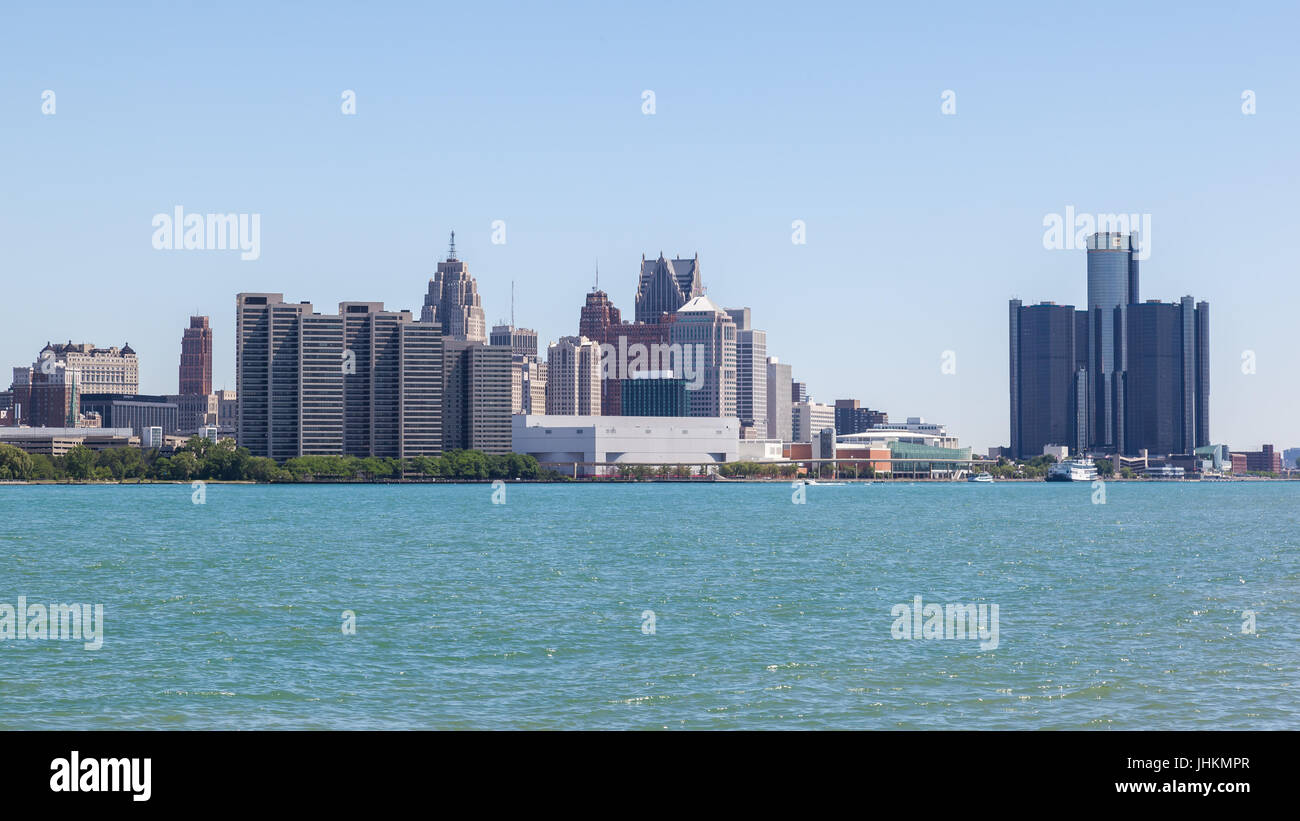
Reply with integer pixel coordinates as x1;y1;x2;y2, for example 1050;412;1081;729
3;0;1297;454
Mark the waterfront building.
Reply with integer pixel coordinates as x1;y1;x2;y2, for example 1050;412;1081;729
669;295;735;419
179;316;213;395
511;414;738;477
765;357;793;443
634;252;702;323
419;232;487;343
1124;297;1209;457
166;392;219;434
792;400;835;444
0;427;135;456
1232;444;1282;473
142;426;164;449
1085;231;1140;451
545;336;602;416
1008;299;1087;459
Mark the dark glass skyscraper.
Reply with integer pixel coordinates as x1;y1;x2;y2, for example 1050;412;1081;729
1085;231;1140;451
1009;300;1087;459
1124;297;1209;456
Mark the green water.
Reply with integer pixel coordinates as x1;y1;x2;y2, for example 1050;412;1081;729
1;481;1296;729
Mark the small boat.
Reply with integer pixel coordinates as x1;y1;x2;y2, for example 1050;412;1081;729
967;473;994;483
803;479;847;487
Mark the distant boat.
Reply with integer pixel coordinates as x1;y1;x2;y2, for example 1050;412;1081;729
1047;459;1098;482
803;479;847;487
967;473;994;483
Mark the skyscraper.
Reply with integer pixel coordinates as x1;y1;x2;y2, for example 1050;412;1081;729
766;357;793;442
1124;297;1209;456
490;324;539;357
441;339;511;453
1085;231;1140;451
179;316;213;395
35;342;138;395
545;336;602;416
420;232;487;343
635;252;702;323
578;287;671;415
669;295;735;418
726;308;767;438
1008;300;1087;459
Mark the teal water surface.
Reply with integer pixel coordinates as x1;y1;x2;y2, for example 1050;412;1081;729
1;481;1297;729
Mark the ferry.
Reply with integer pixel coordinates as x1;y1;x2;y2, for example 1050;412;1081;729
1046;459;1098;482
966;472;994;483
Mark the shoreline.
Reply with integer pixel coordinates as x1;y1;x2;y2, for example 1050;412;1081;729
0;476;1293;486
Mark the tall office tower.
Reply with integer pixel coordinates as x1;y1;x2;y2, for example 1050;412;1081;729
726;308;767;438
1009;299;1088;459
179;316;213;395
442;339;511;453
635;252;702;323
670;295;735;418
791;381;808;404
766;357;793;442
834;399;889;436
238;294;443;459
510;355;547;414
1123;297;1209;456
36;342;138;395
490;324;539;358
1085;231;1140;452
578;287;671;415
420;232;487;343
545;336;602;416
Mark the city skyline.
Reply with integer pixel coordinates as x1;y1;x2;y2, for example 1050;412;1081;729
3;1;1298;453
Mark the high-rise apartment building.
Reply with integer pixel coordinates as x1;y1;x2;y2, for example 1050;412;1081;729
179;316;213;395
545;336;602;416
669;295;735;419
236;294;444;459
834;399;888;436
766;357;793;442
635;252;702;323
420;232;487;343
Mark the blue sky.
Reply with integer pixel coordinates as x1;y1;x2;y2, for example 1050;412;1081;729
2;0;1297;453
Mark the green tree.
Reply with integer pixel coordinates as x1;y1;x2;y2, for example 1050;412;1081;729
64;445;96;480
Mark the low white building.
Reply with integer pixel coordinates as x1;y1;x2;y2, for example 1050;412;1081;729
512;414;739;477
738;438;784;462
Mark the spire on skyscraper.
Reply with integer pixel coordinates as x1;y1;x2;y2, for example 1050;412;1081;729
448;230;457;261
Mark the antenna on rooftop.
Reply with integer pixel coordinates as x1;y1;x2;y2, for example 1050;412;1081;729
511;280;515;328
448;230;457;261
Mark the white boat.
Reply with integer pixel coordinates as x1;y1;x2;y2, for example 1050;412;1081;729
967;473;994;483
1047;459;1098;482
802;479;847;486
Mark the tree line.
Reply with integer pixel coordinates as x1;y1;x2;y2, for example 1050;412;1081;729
0;437;551;482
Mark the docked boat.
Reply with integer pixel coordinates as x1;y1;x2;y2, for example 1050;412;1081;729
1046;459;1098;482
966;472;994;483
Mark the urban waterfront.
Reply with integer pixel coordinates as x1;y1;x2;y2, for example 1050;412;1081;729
1;482;1296;730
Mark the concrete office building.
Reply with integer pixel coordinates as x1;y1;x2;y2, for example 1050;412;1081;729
490;324;539;358
545;336;602;416
167;392;219;434
179;316;213;395
0;427;135;456
79;394;180;437
216;389;238;435
442;339;511;454
512;414;738;477
669;295;735;419
792;400;835;444
635;252;702;323
420;232;487;343
765;357;793;443
791;381;808;405
26;363;80;428
578;286;672;416
726;308;768;439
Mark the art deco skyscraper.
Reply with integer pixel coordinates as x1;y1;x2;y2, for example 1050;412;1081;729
420;232;487;343
545;336;602;416
179;316;213;395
